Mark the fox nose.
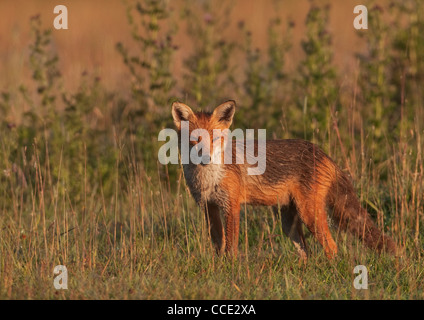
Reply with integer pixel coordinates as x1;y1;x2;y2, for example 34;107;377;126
200;155;211;165
196;146;210;164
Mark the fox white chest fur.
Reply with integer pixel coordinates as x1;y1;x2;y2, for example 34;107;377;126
182;163;225;204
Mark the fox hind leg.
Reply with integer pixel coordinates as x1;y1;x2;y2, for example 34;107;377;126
294;194;338;259
273;203;308;261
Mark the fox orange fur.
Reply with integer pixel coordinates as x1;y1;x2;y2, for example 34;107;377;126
171;100;397;260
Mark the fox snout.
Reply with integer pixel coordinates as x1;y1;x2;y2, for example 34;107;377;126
193;144;212;165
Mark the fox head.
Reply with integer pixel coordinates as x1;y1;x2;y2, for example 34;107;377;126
171;100;236;165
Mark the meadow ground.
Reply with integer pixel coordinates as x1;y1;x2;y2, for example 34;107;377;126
0;0;423;299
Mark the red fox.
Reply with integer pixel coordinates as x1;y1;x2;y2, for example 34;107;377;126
171;100;397;260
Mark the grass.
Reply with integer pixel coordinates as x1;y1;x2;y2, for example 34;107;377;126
0;147;422;299
1;180;422;299
0;0;423;299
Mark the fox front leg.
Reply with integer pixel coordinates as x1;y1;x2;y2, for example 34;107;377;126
223;200;241;257
204;202;225;254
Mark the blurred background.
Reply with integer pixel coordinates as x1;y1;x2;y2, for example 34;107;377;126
0;0;364;91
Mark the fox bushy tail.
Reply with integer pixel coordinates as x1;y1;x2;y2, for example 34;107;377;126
328;170;397;254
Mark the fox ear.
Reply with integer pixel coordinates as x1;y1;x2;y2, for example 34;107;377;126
172;102;195;130
212;100;236;127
